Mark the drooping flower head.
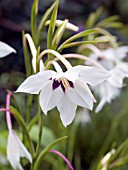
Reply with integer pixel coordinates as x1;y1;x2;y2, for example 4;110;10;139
7;130;32;170
5;93;32;170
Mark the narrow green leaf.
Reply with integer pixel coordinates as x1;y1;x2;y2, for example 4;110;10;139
86;7;103;29
47;0;59;50
9;106;35;155
59;39;109;50
110;138;128;162
102;22;123;28
31;0;39;43
57;29;99;51
94;7;104;22
109;156;128;169
96;15;120;28
86;13;96;29
33;136;67;170
52;19;68;50
22;31;32;77
28;114;38;131
36;0;57;45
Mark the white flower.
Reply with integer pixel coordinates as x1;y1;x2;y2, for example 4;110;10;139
101;149;116;170
0;41;16;58
95;67;126;112
16;65;110;126
7;130;32;170
75;108;91;125
45;19;79;32
90;46;128;72
88;46;128;112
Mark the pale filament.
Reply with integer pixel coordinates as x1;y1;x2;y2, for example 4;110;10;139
61;77;71;90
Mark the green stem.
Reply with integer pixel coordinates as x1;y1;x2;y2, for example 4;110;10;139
26;94;33;124
35;104;43;158
67;123;78;163
28;114;38;131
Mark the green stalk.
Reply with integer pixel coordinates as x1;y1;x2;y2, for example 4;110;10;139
35;98;43;158
28;114;38;131
36;0;57;45
26;94;33;124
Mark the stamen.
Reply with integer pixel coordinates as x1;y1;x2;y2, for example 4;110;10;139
61;77;71;90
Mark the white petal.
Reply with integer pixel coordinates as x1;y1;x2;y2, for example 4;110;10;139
116;46;128;60
67;80;95;110
95;98;106;113
75;108;91;125
117;62;128;74
39;60;45;71
64;65;84;83
45;20;79;32
79;66;110;86
95;81;120;112
7;130;32;170
0;41;16;58
109;68;125;87
39;82;63;114
16;70;56;94
57;96;77;127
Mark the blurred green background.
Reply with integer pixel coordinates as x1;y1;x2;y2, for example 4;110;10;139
1;0;128;170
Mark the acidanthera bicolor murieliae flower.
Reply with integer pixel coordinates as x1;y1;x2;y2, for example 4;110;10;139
0;41;16;58
5;93;32;170
16;50;110;126
85;45;128;112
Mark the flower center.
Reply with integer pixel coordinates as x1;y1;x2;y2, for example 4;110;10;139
52;77;74;93
61;77;71;90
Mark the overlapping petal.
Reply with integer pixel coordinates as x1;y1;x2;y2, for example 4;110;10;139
39;82;63;114
67;79;95;110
